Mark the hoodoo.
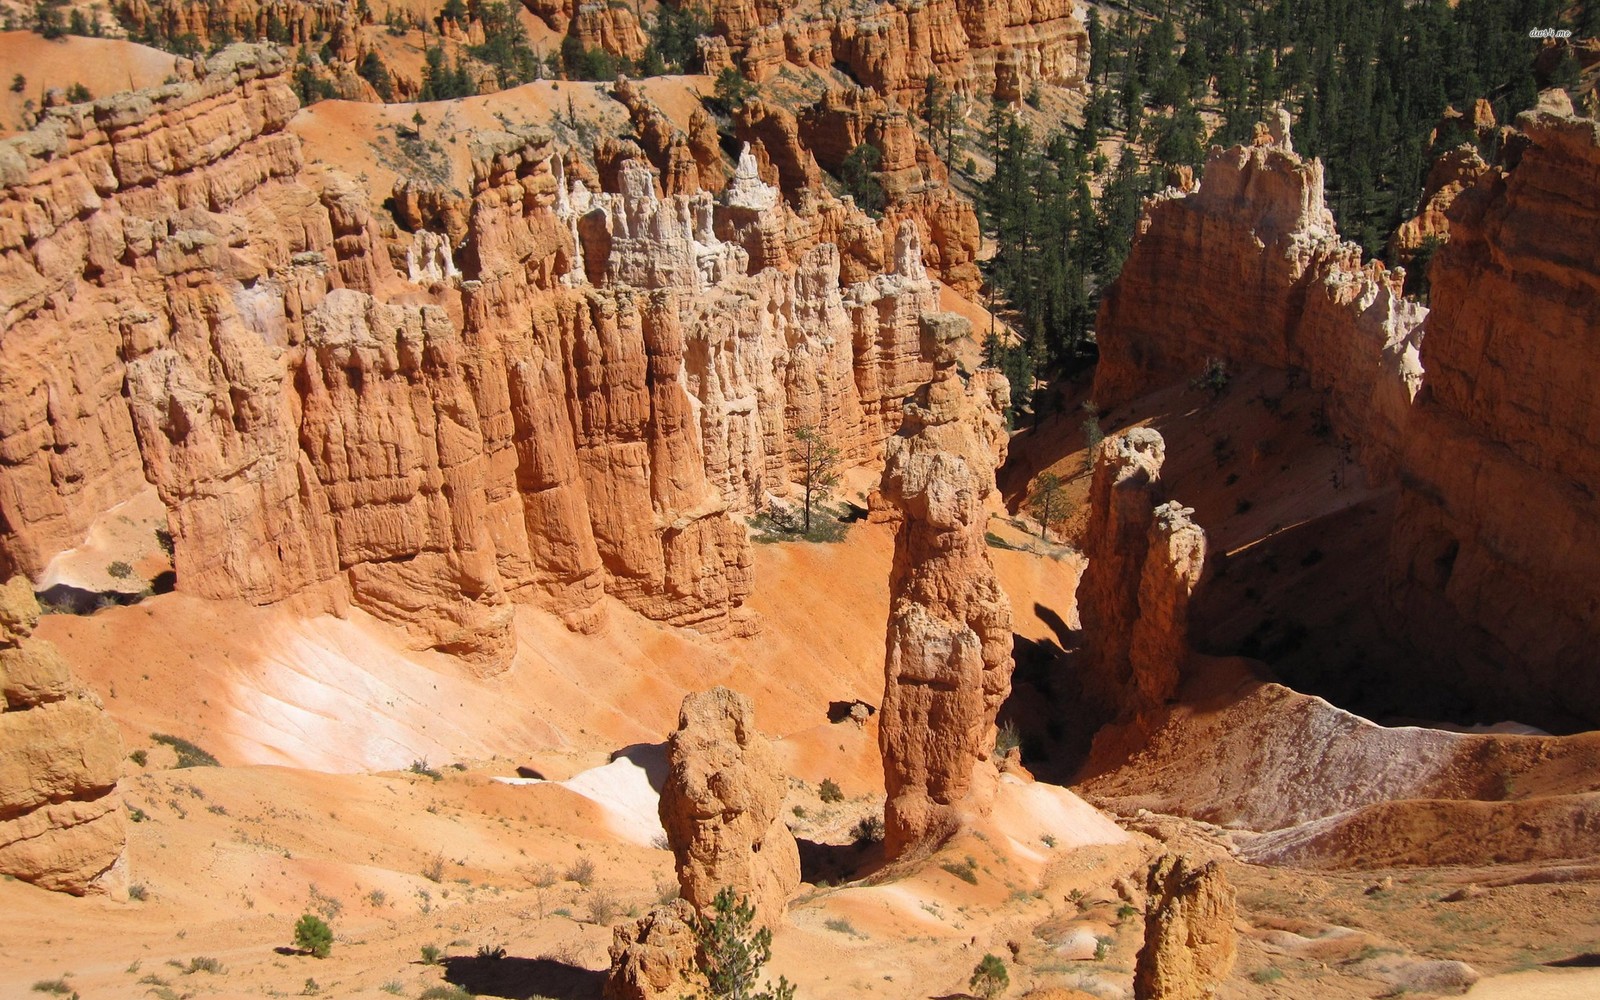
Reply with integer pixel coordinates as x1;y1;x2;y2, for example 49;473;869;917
877;312;1013;858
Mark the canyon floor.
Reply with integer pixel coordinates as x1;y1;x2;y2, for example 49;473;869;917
5;381;1600;999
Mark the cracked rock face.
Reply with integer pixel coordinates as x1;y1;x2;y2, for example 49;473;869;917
658;687;800;929
0;577;127;896
877;312;1012;859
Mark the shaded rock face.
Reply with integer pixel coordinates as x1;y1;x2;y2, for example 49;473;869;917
1386;95;1600;730
1386;143;1489;267
878;313;1012;859
0;577;126;896
0;48;948;663
659;687;800;930
1077;430;1204;731
1092;121;1426;482
605;898;699;1000
1133;854;1237;1000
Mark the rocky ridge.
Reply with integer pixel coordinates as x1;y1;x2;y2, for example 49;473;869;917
0;46;956;665
877;312;1013;859
0;577;126;896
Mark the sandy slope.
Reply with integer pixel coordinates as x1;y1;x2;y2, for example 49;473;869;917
0;31;180;133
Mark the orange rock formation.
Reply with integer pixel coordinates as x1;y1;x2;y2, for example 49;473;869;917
1386;91;1600;729
605;898;699;1000
1092;119;1427;481
1076;430;1204;733
658;687;800;929
0;578;126;896
878;312;1013;859
0;46;956;666
1133;854;1238;1000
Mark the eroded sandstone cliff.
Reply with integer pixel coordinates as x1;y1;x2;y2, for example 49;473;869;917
878;312;1013;859
0;46;955;664
1386;92;1600;729
0;577;126;896
1092;120;1427;481
1133;854;1237;1000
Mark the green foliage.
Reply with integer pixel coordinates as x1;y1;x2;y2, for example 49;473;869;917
850;815;884;843
151;733;219;768
409;759;443;781
1189;357;1231;399
293;913;332;959
648;3;709;73
33;1;64;39
1404;234;1446;302
686;887;796;1000
418;987;472;1000
837;143;885;216
789;426;841;536
65;82;92;103
994;719;1022;756
560;33;618;81
818;778;844;804
419;46;475;100
420;943;442;965
184;957;224;974
470;0;541;87
30;979;71;995
707;66;755;114
106;560;132;578
358;50;394;101
128;749;148;767
292;48;336;105
10;73;24;93
128;882;149;900
1027;473;1065;541
970;954;1008;998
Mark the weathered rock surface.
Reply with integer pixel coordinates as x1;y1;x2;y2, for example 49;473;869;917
1386;93;1600;729
658;687;800;929
604;898;699;1000
0;47;957;662
878;312;1012;859
0;577;126;896
1076;429;1203;730
1387;143;1489;266
705;0;1088;108
1093;119;1427;481
1133;854;1237;1000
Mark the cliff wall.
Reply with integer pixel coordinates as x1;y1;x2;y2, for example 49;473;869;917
0;46;951;666
1092;122;1427;482
1386;93;1600;729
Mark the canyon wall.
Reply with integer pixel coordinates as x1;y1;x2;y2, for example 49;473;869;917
702;0;1089;108
0;46;948;665
1092;122;1427;482
0;577;126;896
1386;93;1600;730
878;312;1013;859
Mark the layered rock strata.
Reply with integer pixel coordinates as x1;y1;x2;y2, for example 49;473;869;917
701;0;1089;109
1092;120;1427;481
658;687;800;929
0;577;126;896
1386;92;1600;729
0;48;951;663
878;312;1012;859
1076;430;1204;730
1133;854;1238;1000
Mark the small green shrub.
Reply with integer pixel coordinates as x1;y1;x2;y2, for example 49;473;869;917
818;779;844;803
970;953;1009;999
150;733;219;768
128;882;148;901
30;980;72;995
293;913;332;959
184;956;224;974
419;987;472;1000
409;759;443;781
994;720;1021;756
419;943;442;965
851;815;884;844
941;858;980;885
128;749;148;767
1252;967;1285;984
107;560;133;579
